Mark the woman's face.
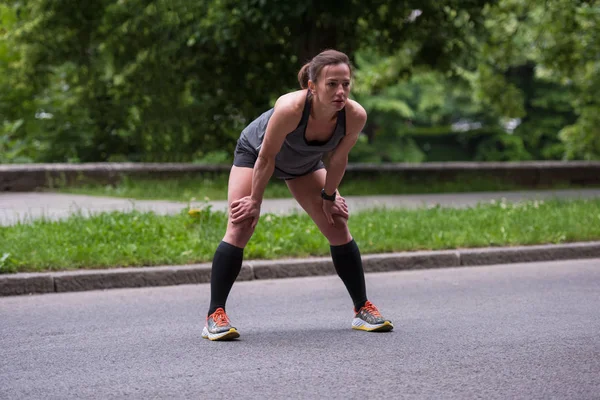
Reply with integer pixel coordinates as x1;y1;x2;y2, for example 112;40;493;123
310;63;351;111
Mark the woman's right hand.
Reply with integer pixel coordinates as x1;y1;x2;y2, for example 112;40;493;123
230;196;261;228
322;193;349;226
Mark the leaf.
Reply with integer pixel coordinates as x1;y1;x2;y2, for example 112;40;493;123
362;97;414;118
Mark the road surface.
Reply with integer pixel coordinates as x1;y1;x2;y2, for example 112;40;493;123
1;259;599;399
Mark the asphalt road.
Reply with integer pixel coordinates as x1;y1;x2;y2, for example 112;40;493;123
2;189;600;225
1;259;599;399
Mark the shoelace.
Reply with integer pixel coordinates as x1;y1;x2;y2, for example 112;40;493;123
211;309;230;327
361;301;382;317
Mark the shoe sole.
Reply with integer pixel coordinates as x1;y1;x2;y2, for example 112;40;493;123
352;318;394;332
202;327;240;341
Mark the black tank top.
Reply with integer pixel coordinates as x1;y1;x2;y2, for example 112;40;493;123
239;92;347;178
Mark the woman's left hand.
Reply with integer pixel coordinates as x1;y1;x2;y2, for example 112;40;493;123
322;194;349;226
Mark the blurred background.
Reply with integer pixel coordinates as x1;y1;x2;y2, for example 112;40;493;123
1;0;599;165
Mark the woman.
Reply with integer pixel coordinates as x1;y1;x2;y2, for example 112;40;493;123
202;49;393;341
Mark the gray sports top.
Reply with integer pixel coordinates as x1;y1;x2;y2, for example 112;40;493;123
238;93;347;179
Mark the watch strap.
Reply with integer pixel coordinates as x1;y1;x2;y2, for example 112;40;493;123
321;188;336;201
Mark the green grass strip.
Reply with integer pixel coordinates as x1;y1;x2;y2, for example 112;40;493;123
1;199;599;274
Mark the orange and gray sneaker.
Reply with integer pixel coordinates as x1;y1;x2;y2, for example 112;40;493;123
352;301;394;332
202;308;240;341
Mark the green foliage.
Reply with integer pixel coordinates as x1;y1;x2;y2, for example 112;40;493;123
0;5;38;163
0;119;33;163
1;0;597;162
474;132;532;162
1;0;491;163
559;106;600;161
351;43;524;162
349;0;599;162
473;0;600;159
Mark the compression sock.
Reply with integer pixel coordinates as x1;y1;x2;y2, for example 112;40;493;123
330;239;368;311
208;241;244;316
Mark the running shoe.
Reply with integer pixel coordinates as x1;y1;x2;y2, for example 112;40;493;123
352;301;394;332
202;308;240;341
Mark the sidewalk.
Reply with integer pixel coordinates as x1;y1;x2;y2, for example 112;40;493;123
1;188;600;226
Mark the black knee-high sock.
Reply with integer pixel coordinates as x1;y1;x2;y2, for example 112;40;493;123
330;239;368;311
208;241;244;316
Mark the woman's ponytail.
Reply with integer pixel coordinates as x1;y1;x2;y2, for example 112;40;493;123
297;62;311;89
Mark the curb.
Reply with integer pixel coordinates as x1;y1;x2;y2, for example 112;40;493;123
2;241;600;297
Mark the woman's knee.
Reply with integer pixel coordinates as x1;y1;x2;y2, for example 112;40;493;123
324;215;352;245
223;219;256;248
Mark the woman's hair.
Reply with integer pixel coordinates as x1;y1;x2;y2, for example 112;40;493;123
297;49;352;89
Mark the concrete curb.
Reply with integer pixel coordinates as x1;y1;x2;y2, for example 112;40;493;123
2;241;600;297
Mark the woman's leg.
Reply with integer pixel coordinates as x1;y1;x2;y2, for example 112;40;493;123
285;169;368;310
286;169;393;331
207;166;256;317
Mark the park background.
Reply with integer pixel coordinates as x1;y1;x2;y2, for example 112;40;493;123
1;0;599;166
1;0;600;276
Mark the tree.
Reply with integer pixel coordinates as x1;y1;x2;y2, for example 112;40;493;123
472;0;600;160
3;0;492;162
0;3;38;162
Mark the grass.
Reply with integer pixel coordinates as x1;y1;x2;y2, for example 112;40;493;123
1;198;600;274
49;173;587;202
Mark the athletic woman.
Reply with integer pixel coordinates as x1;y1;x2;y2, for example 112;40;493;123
202;49;393;341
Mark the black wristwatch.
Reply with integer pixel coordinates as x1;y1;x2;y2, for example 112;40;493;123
321;188;336;201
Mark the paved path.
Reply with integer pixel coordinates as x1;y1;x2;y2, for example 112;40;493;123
1;259;599;399
1;189;600;226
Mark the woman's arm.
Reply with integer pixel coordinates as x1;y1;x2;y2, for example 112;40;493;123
324;101;367;196
230;94;303;226
321;101;367;226
250;103;299;203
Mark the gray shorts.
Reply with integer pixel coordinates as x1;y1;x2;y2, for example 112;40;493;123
233;139;324;180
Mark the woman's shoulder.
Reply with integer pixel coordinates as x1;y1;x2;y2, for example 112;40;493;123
344;99;367;128
273;89;307;117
